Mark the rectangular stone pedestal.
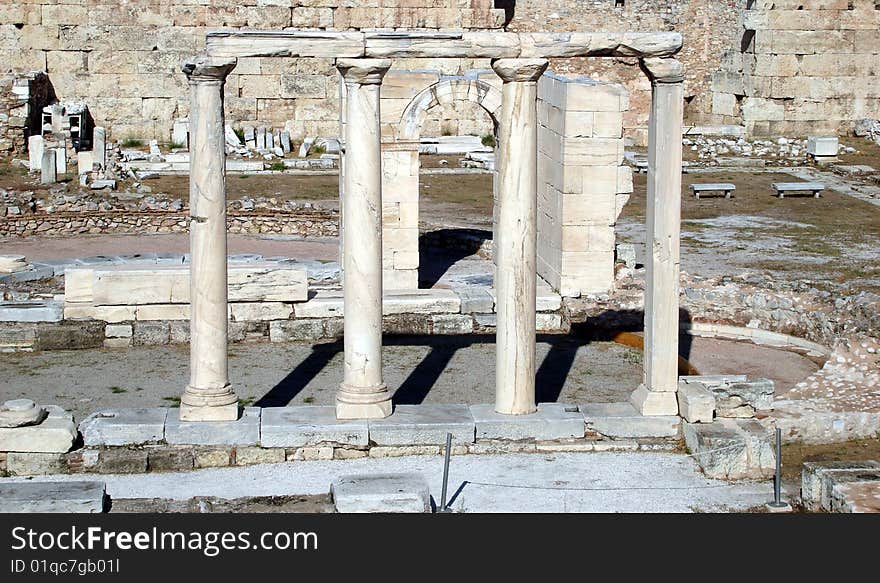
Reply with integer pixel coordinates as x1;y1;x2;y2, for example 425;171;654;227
80;408;168;446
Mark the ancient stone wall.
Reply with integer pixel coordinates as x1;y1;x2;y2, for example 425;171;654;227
0;1;504;144
704;0;880;137
508;0;745;144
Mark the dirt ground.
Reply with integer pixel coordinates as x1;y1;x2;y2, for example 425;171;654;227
617;170;880;293
781;438;880;482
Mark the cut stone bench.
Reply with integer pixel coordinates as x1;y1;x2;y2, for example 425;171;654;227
689;183;735;199
771;182;824;198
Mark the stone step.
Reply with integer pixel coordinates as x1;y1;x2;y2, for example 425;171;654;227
581;402;680;438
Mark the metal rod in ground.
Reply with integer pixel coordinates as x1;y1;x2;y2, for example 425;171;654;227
440;432;452;512
774;426;782;504
767;425;787;508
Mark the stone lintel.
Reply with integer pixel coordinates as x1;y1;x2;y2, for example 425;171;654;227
206;31;683;60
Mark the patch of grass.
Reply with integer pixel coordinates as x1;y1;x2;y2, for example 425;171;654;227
239;174;250;179
310;144;326;156
233;127;245;143
169;141;185;150
239;397;256;406
622;349;643;365
109;386;128;394
121;138;144;148
441;127;453;136
269;161;285;172
481;133;496;148
303;396;315;404
162;396;181;408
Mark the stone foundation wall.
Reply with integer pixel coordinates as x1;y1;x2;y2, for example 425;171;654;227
0;71;52;155
0;0;504;144
0;209;339;238
704;0;880;136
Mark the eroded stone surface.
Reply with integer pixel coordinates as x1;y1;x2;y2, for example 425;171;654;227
331;473;431;513
165;407;260;445
261;406;368;448
369;404;475;445
79;408;167;446
471;403;584;440
0;481;106;514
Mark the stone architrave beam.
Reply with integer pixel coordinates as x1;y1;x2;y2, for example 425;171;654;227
206;30;682;60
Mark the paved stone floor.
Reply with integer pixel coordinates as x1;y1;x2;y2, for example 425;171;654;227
0;452;779;512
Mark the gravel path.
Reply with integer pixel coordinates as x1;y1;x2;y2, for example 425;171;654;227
0;452;777;513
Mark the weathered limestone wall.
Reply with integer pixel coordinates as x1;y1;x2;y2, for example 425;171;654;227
0;0;504;143
536;74;632;297
704;0;880;136
509;0;744;144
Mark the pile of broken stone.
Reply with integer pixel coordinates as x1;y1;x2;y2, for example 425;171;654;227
0;399;76;455
684;136;856;165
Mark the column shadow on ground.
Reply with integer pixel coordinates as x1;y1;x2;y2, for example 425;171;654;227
254;308;694;407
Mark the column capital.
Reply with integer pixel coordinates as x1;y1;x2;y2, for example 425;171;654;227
640;57;684;84
337;58;392;85
182;56;237;84
491;58;548;83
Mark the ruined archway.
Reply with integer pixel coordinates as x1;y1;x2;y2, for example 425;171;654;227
380;72;503;289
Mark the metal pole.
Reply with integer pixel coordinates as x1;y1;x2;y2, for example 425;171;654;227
440;432;452;512
768;426;786;508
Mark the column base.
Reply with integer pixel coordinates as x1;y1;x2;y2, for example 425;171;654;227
179;385;240;421
630;385;679;416
336;399;392;420
336;382;392;420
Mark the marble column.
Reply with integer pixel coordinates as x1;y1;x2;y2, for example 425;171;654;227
180;56;239;422
631;58;684;416
491;58;548;415
336;58;393;420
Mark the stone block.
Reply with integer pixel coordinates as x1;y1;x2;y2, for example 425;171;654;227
148;448;194;472
0;301;63;323
261;406;368;448
6;452;66;476
79;408;167;446
230;302;294;322
801;460;880;511
91;448;148;474
331;473;431;513
269;319;325;342
807;136;839;156
830;481;880;513
711;378;774;417
431;314;473;334
580;402;680;438
104;324;133;338
235;446;285;466
194;448;232;468
0;407;77;453
677;382;716;423
165;407;260;445
454;287;494;314
471;403;584;441
0;481;105;513
369;404;475;446
630;385;679;416
683;418;775;480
